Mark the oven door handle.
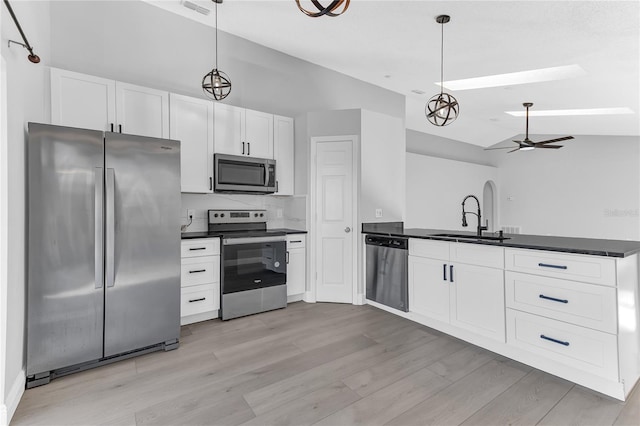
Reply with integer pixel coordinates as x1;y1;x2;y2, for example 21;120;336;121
223;236;287;245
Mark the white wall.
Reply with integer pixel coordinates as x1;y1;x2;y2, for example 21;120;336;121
491;135;640;240
406;153;499;231
0;1;51;424
360;110;405;222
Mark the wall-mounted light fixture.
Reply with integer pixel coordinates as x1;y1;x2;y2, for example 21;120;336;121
202;0;231;101
425;15;458;126
295;0;350;18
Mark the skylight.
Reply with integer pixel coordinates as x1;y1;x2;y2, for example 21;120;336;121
505;107;634;117
436;65;586;91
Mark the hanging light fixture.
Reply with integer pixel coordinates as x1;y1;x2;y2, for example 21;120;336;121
425;15;459;126
295;0;350;18
202;0;231;101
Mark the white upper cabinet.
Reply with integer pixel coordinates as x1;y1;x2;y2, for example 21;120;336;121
115;82;169;138
274;115;294;195
244;109;273;159
51;68;116;132
169;93;214;193
51;68;169;138
214;103;274;159
213;103;244;156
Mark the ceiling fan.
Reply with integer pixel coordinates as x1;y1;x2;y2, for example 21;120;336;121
485;102;574;153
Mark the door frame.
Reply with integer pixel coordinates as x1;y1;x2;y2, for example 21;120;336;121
308;135;359;304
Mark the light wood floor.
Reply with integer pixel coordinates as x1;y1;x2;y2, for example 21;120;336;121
12;302;640;426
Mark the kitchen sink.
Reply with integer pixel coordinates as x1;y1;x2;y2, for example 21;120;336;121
432;233;511;241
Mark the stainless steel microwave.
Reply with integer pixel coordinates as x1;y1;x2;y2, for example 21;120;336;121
214;154;277;194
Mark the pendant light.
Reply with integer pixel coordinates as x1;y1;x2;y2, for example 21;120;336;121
295;0;350;18
425;15;459;126
202;0;231;101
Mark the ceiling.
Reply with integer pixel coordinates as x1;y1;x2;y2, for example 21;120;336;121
144;0;639;148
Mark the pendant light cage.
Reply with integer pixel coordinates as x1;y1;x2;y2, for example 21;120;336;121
295;0;350;17
202;0;231;101
426;14;458;126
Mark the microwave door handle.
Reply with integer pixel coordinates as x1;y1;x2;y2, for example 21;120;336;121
264;164;268;186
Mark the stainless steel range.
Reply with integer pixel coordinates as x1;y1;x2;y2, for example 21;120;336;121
209;210;287;320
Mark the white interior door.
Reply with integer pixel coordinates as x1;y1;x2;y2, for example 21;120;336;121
313;138;356;303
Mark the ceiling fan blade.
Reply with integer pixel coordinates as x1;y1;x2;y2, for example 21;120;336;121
537;145;563;149
512;140;523;144
484;146;516;150
507;147;521;153
535;136;575;145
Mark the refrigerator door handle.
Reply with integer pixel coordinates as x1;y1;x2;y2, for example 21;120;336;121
95;167;104;289
106;168;116;288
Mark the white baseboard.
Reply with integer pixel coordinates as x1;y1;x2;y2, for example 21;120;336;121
287;294;304;303
303;291;316;303
3;369;25;426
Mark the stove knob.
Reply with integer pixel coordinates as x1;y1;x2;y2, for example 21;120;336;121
254;213;258;217
221;213;225;218
214;213;218;218
260;213;264;217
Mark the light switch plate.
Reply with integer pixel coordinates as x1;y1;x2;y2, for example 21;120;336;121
375;208;383;218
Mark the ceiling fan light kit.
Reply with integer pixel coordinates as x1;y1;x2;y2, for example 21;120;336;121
485;102;575;153
426;14;459;127
202;0;232;101
295;0;350;18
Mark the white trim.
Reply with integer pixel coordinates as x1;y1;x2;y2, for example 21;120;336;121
3;370;25;426
0;55;9;426
309;135;359;305
303;290;316;303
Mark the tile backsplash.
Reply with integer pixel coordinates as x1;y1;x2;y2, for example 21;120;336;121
181;193;307;232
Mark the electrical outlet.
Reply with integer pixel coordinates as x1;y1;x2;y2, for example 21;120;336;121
187;209;195;219
375;208;383;218
276;209;283;218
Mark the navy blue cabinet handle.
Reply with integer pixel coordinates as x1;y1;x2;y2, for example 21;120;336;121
188;297;206;303
189;269;206;274
443;264;447;281
189;247;206;251
538;263;568;270
539;294;569;304
449;265;454;282
540;334;570;346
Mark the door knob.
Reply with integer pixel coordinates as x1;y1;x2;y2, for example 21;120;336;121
345;226;351;233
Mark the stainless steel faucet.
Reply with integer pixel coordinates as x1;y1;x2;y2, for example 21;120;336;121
462;195;488;237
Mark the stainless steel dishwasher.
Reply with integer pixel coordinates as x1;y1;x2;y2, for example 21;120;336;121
365;235;409;312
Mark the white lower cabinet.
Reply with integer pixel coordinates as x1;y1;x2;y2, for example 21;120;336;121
401;239;640;401
408;239;505;342
180;238;220;325
286;235;306;298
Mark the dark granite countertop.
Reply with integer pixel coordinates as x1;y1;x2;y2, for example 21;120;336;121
362;222;640;258
181;228;307;240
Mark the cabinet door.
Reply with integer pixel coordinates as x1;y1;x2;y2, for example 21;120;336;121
450;263;505;342
245;109;274;159
287;248;306;296
115;82;169;138
408;255;450;322
214;103;244;155
51;68;116;132
274;115;294;195
170;94;214;193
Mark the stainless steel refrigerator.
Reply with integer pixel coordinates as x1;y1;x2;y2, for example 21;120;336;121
26;123;181;387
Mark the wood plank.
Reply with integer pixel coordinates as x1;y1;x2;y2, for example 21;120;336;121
386;359;531;426
342;336;464;397
316;368;450;426
614;382;640;425
426;344;496;382
461;369;574;425
538;385;624;426
240;382;361;426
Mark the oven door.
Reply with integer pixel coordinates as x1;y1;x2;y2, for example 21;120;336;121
222;237;287;294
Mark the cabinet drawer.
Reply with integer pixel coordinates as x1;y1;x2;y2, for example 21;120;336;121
505;249;615;286
409;239;449;260
287;234;306;249
506;309;618;380
450;243;504;269
181;238;220;258
506;271;617;333
181;256;219;287
181;284;218;317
